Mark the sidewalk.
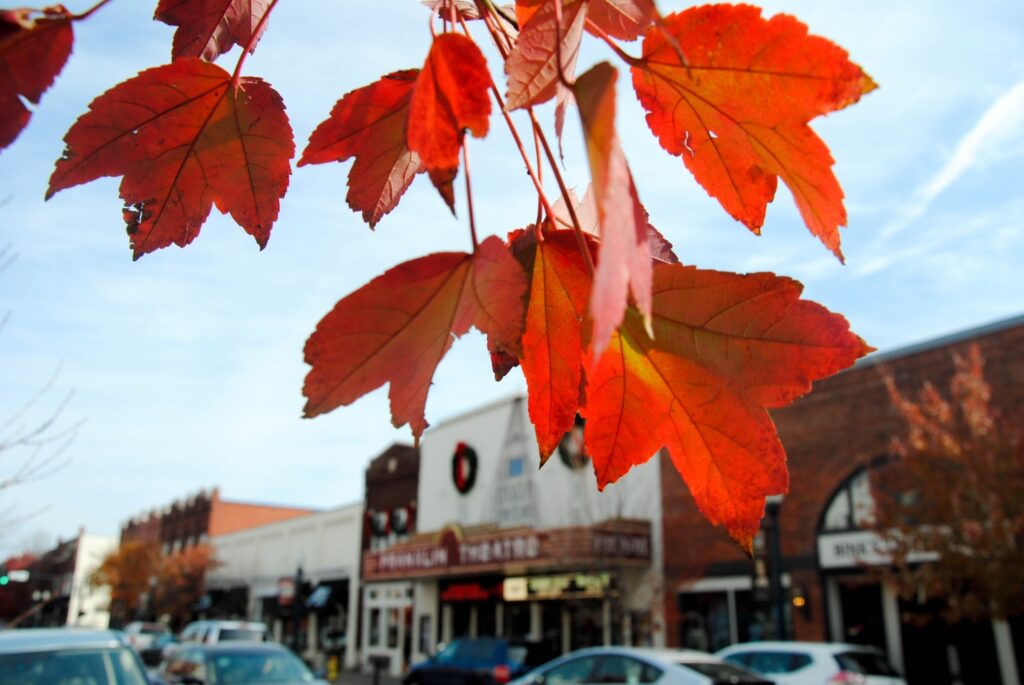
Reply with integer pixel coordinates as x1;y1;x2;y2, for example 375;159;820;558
331;669;402;685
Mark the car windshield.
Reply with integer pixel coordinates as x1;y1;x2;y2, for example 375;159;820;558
209;650;315;683
140;626;167;635
834;651;900;676
0;647;149;685
218;628;266;642
680;661;768;683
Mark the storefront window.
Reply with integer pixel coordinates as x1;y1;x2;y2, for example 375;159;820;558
369;608;381;646
387;607;400;648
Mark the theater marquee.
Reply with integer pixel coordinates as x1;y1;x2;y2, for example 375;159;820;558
363;520;651;580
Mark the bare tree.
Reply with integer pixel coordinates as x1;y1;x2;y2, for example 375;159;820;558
0;238;81;531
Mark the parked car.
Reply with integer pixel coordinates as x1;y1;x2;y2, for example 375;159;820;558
404;637;555;685
178;620;271;645
509;646;772;685
716;642;905;685
141;632;179;668
125;621;173;652
0;627;154;685
155;642;327;684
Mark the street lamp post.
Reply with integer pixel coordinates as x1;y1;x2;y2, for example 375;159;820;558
765;495;786;641
292;566;304;654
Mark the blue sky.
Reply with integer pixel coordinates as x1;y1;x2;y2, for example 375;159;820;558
1;0;1022;557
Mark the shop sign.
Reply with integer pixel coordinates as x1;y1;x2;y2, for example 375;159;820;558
592;530;650;559
818;530;938;569
503;572;614;602
277;577;295;606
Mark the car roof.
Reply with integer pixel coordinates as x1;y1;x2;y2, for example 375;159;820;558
180;642;292;655
185;619;268;629
558;646;723;664
718;642;886;655
0;628;126;654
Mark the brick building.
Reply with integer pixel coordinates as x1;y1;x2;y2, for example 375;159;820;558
121;487;318;554
662;315;1024;683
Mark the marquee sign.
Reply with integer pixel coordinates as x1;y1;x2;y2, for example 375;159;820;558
363;520;652;580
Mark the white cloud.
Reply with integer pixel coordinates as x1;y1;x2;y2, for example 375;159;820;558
880;80;1024;241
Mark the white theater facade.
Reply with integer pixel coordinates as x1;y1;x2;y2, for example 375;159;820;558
360;397;667;675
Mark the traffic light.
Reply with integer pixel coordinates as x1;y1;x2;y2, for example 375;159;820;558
0;574;8;586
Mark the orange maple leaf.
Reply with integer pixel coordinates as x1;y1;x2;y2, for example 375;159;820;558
586;0;655;41
631;4;876;260
47;59;294;259
407;32;492;211
583;263;872;550
154;0;270;62
303;236;526;439
300;69;423;227
575;62;652;357
504;0;586;111
514;229;593;462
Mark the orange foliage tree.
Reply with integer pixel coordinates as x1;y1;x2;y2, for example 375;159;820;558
152;543;221;625
1;0;879;548
91;541;220;625
873;345;1024;622
90;539;160;620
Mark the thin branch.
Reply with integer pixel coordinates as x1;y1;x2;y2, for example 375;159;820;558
462;142;479;251
69;0;114;21
460;9;560;229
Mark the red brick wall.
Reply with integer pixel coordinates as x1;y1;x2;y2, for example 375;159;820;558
660;318;1024;646
208;491;317;537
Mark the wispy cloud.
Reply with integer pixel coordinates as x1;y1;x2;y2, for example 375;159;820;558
879;80;1024;241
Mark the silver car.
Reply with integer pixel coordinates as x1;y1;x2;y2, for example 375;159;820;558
0;627;153;685
510;646;773;685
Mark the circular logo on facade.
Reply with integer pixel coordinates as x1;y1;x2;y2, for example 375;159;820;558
452;442;479;494
558;415;590;470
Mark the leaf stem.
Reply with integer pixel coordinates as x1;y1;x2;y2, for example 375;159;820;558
585;19;644;68
69;0;114;21
462;142;479;251
528;110;595;277
462;7;559;230
231;0;280;85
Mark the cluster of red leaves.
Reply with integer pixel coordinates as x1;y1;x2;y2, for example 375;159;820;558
1;0;877;548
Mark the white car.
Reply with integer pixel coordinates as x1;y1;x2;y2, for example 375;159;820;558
717;642;905;685
122;621;170;651
510;646;773;685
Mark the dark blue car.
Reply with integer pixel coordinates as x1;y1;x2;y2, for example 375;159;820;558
404;638;554;685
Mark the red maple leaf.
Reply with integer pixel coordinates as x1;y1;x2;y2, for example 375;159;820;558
300;70;423;228
575;62;652;357
0;7;73;152
47;59;294;259
583;264;872;550
407;33;492;210
586;0;655;41
514;228;593;462
504;0;586;111
154;0;270;62
303;235;526;439
631;5;876;259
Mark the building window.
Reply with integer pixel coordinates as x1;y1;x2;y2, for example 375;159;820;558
369;608;381;647
508;456;524;478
